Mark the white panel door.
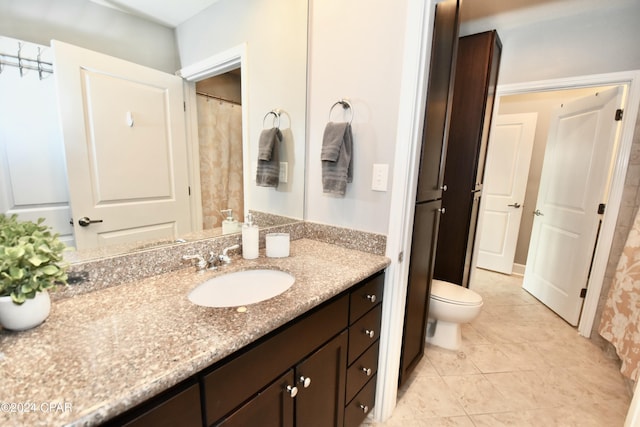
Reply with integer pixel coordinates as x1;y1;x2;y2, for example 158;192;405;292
52;41;191;249
0;39;74;246
477;113;537;274
523;86;623;326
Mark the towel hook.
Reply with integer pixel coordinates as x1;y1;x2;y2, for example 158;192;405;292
262;109;281;129
329;99;354;124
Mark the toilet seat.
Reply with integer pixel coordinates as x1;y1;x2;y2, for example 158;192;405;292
431;279;482;306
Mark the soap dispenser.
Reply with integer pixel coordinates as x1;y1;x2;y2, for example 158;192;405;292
221;209;238;235
242;213;259;259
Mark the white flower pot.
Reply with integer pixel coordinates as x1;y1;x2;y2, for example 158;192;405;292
0;291;51;331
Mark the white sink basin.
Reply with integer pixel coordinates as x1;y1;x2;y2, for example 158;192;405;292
188;269;295;308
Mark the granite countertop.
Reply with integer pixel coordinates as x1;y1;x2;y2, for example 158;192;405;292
0;239;390;427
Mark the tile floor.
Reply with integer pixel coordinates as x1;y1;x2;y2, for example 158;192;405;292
367;268;632;426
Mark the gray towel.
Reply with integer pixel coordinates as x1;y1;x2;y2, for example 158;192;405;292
256;127;282;187
321;122;353;195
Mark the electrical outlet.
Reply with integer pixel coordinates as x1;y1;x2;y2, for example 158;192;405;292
372;163;389;192
279;162;288;183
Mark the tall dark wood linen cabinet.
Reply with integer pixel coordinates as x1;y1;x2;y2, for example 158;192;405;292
399;0;460;386
434;30;502;289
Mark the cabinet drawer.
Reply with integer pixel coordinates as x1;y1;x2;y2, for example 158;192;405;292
344;374;377;427
349;273;384;324
203;294;349;425
346;340;379;404
348;304;382;365
122;383;201;427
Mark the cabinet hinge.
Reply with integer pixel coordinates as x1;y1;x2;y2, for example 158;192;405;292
580;288;587;298
598;203;606;214
188;186;191;196
615;109;623;121
184;101;187;112
398;251;404;263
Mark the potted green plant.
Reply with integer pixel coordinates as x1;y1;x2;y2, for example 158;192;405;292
0;214;68;331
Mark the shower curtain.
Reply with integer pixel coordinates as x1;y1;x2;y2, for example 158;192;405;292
196;95;244;230
600;206;640;381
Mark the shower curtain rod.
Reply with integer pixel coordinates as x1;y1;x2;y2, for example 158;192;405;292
196;91;241;106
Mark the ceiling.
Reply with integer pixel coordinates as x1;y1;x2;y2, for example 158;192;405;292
90;0;626;29
88;0;221;27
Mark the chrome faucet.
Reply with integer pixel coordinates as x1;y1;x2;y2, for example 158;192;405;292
210;244;241;268
183;244;240;272
182;254;208;271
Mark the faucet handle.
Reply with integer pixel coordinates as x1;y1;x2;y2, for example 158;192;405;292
222;244;240;256
182;254;207;271
219;244;240;264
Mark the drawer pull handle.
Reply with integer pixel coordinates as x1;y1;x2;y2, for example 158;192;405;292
359;404;369;413
366;294;377;303
299;376;311;388
364;329;375;339
286;385;298;398
361;367;372;376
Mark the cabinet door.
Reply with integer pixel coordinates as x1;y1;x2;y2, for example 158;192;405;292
217;370;295;427
400;199;442;385
415;0;460;202
295;330;348;427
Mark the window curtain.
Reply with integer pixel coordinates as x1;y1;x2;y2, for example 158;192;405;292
599;206;640;381
196;95;244;230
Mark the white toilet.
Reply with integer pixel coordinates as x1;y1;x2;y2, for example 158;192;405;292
426;279;483;351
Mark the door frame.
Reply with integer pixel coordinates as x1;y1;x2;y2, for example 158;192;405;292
177;44;250;230
487;70;640;337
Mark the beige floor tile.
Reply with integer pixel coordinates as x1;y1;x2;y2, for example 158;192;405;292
394;375;467;419
425;345;481;376
464;344;523;373
442;373;516;415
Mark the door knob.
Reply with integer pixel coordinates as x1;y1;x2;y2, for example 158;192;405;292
77;217;104;227
533;209;544;216
508;203;521;208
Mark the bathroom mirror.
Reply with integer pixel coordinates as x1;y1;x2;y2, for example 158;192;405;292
0;0;308;261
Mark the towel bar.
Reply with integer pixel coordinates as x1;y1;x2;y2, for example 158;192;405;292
329;99;354;124
263;109;281;129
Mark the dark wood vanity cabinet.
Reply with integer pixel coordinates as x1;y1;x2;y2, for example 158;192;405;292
208;271;383;427
105;270;385;427
344;273;384;427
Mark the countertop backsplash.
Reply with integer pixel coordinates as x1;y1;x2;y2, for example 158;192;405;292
56;221;386;301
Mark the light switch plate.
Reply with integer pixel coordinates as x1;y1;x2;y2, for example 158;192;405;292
372;163;388;192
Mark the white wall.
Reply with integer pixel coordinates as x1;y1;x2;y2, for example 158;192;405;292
305;0;408;234
461;1;640;85
176;0;308;221
0;0;179;73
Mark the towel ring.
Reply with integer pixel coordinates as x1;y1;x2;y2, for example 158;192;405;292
329;99;354;124
263;110;281;129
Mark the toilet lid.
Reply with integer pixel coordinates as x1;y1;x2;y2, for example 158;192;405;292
431;279;483;306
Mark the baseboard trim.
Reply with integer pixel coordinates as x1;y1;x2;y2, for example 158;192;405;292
512;263;526;276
